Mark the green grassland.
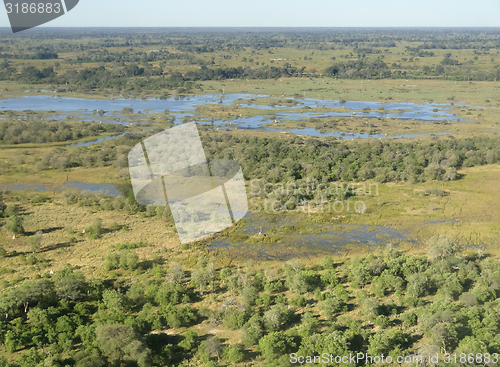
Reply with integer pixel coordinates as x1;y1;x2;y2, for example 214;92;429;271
1;164;499;280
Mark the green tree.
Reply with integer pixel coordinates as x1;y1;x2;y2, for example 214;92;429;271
5;215;24;235
431;322;458;354
258;331;294;361
427;235;462;261
222;344;245;363
178;330;197;351
95;324;150;367
242;314;262;347
241;285;259;307
53;265;86;301
263;304;289;331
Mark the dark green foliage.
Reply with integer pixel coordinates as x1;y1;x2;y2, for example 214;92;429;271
114;242;149;250
291;294;307;307
95;324;151;367
402;311;418;327
222;305;247;330
222;344;245;363
258;331;295;361
0;120;124;145
242;314;263;347
104;250;139;271
0;228;499;366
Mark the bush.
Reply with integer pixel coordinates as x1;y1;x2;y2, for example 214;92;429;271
105;250;139;271
119;251;139;271
222;344;245;363
114;242;149;250
4;205;19;217
63;190;80;205
27;231;43;253
291;294;307;307
26;253;38;265
222;306;246;330
85;218;103;239
4;215;24;235
402;311;417;327
375;315;391;328
427;235;462;260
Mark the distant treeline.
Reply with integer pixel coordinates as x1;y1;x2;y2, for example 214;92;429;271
0;51;58;60
2;56;499;96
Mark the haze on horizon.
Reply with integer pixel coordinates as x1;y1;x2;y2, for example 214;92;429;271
0;0;499;29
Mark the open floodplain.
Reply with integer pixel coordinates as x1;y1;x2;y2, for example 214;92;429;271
1;28;500;367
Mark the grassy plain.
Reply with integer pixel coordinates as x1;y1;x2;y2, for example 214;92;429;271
1;164;499;284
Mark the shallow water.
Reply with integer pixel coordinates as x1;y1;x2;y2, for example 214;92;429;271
0;182;120;196
68;132;130;147
210;213;415;260
0;94;467;139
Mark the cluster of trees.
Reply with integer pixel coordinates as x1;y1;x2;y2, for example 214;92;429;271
323;54;500;81
0;120;125;145
324;58;391;79
69;49;203;65
0;235;498;366
2;62;307;92
5;124;500;192
8;128;500;188
201;132;500;184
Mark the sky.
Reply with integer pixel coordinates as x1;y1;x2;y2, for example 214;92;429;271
0;0;499;28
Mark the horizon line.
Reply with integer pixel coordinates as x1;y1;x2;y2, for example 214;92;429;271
2;26;500;29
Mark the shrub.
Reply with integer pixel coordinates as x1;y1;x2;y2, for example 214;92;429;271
27;231;43;253
222;344;244;363
291;294;307;307
119;251;139;271
402;311;417;327
4;215;24;235
4;205;19;217
375;315;391;329
222;306;247;330
85;218;103;239
427;235;462;260
105;250;139;271
114;242;149;250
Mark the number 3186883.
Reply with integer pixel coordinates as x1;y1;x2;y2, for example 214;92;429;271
5;2;61;14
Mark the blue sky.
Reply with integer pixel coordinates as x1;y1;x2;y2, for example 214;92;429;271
1;0;499;28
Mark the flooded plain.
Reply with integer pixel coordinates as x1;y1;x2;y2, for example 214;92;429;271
0;94;468;140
